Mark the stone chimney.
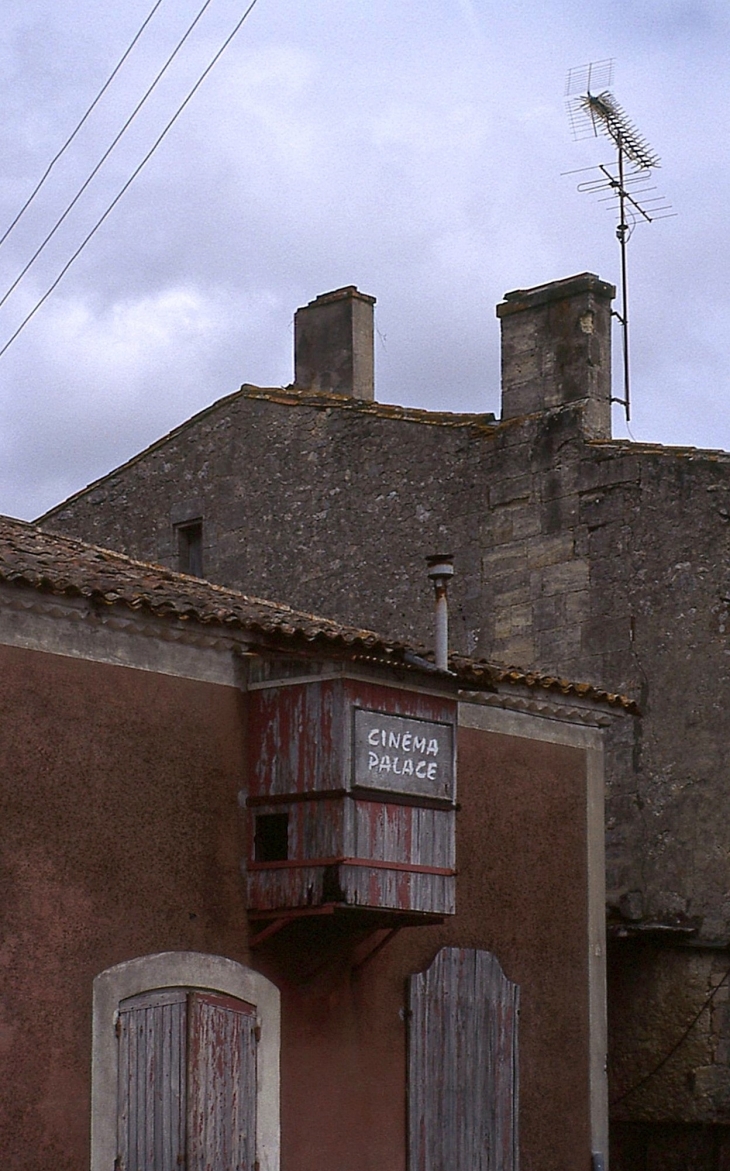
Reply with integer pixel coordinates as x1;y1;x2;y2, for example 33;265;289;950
496;272;615;439
294;286;376;400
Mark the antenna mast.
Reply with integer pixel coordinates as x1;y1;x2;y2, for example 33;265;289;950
565;61;673;421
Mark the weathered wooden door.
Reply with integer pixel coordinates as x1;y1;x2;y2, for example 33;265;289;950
408;948;519;1171
117;988;257;1171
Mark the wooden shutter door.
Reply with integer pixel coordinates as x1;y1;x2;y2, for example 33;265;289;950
408;948;520;1171
117;988;188;1171
187;991;258;1171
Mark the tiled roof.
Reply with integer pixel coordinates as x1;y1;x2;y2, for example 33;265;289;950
451;656;638;713
0;516;636;711
0;516;410;658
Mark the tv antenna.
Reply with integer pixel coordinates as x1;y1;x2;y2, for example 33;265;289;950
564;60;674;421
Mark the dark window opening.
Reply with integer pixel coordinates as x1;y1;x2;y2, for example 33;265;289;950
255;813;289;862
176;520;203;577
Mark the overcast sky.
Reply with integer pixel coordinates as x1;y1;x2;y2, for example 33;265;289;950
1;0;728;519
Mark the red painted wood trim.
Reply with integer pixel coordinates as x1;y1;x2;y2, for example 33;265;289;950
247;789;348;807
247;790;456;811
247;856;456;876
343;858;455;876
248;903;338;923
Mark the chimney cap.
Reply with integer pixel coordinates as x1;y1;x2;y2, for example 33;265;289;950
497;272;615;318
305;286;376;309
426;553;455;582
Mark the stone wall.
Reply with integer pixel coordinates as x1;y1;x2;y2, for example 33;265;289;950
609;945;730;1125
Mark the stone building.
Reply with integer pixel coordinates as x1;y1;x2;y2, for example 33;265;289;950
40;275;730;1169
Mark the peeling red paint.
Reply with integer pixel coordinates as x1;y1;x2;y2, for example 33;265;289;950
247;676;457;917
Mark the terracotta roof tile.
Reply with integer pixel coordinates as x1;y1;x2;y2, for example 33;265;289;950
1;515;409;658
451;656;638;713
0;515;636;711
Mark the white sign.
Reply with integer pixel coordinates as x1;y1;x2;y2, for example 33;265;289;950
353;708;455;801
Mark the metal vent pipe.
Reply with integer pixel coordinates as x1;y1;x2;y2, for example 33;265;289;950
426;554;455;672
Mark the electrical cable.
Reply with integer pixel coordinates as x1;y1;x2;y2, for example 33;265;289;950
0;0;261;361
0;0;218;312
0;0;166;251
610;960;730;1106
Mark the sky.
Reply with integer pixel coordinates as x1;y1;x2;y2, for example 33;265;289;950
0;0;728;519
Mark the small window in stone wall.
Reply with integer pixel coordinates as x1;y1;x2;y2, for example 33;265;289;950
176;519;203;577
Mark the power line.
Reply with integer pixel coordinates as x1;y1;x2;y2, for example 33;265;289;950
0;0;165;251
0;0;218;312
610;961;730;1106
0;0;262;361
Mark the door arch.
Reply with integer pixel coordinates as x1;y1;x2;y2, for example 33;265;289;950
91;952;279;1171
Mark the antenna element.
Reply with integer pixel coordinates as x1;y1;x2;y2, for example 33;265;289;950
564;60;674;421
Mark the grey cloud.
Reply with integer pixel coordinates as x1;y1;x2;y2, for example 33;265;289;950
1;0;729;519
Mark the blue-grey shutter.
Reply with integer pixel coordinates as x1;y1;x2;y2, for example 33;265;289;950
187;991;258;1171
408;948;520;1171
117;988;188;1171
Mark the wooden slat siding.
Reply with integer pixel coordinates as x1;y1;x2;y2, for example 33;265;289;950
248;798;344;871
249;792;342;910
291;798;344;862
342;866;454;914
246;675;457;916
249;680;344;798
347;802;455;913
408;949;519;1171
117;989;187;1171
188;992;257;1171
344;678;458;740
247;865;325;910
353;803;454;868
248;677;456;802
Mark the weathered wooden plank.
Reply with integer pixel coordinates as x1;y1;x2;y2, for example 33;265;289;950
291;798;344;861
117;989;187;1171
341;865;454;914
408;948;519;1171
353;802;453;868
248;679;345;797
188;991;257;1171
247;865;327;910
246;677;458;916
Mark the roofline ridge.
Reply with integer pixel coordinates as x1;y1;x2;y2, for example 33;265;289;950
588;437;730;460
243;384;498;428
35;384;503;523
35;383;256;523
